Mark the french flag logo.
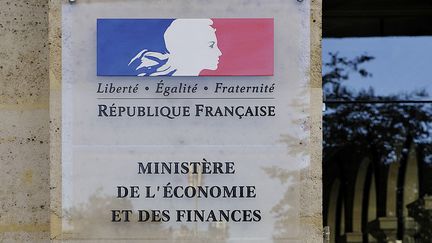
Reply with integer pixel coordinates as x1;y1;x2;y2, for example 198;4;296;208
97;18;274;77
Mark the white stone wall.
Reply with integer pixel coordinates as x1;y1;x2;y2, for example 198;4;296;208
0;0;50;242
0;0;322;241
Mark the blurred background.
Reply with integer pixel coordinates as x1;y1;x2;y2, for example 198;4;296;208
322;0;432;242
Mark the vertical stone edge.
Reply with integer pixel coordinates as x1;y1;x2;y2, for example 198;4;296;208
302;0;323;242
48;0;62;240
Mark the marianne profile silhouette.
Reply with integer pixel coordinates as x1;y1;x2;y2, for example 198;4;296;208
128;19;222;76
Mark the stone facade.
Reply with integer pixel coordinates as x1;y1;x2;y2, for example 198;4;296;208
0;0;50;242
0;0;322;241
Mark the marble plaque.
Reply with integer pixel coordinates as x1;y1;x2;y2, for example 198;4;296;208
61;0;311;242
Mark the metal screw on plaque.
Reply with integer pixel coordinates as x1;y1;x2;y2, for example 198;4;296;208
323;226;330;243
297;0;304;2
69;0;76;3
